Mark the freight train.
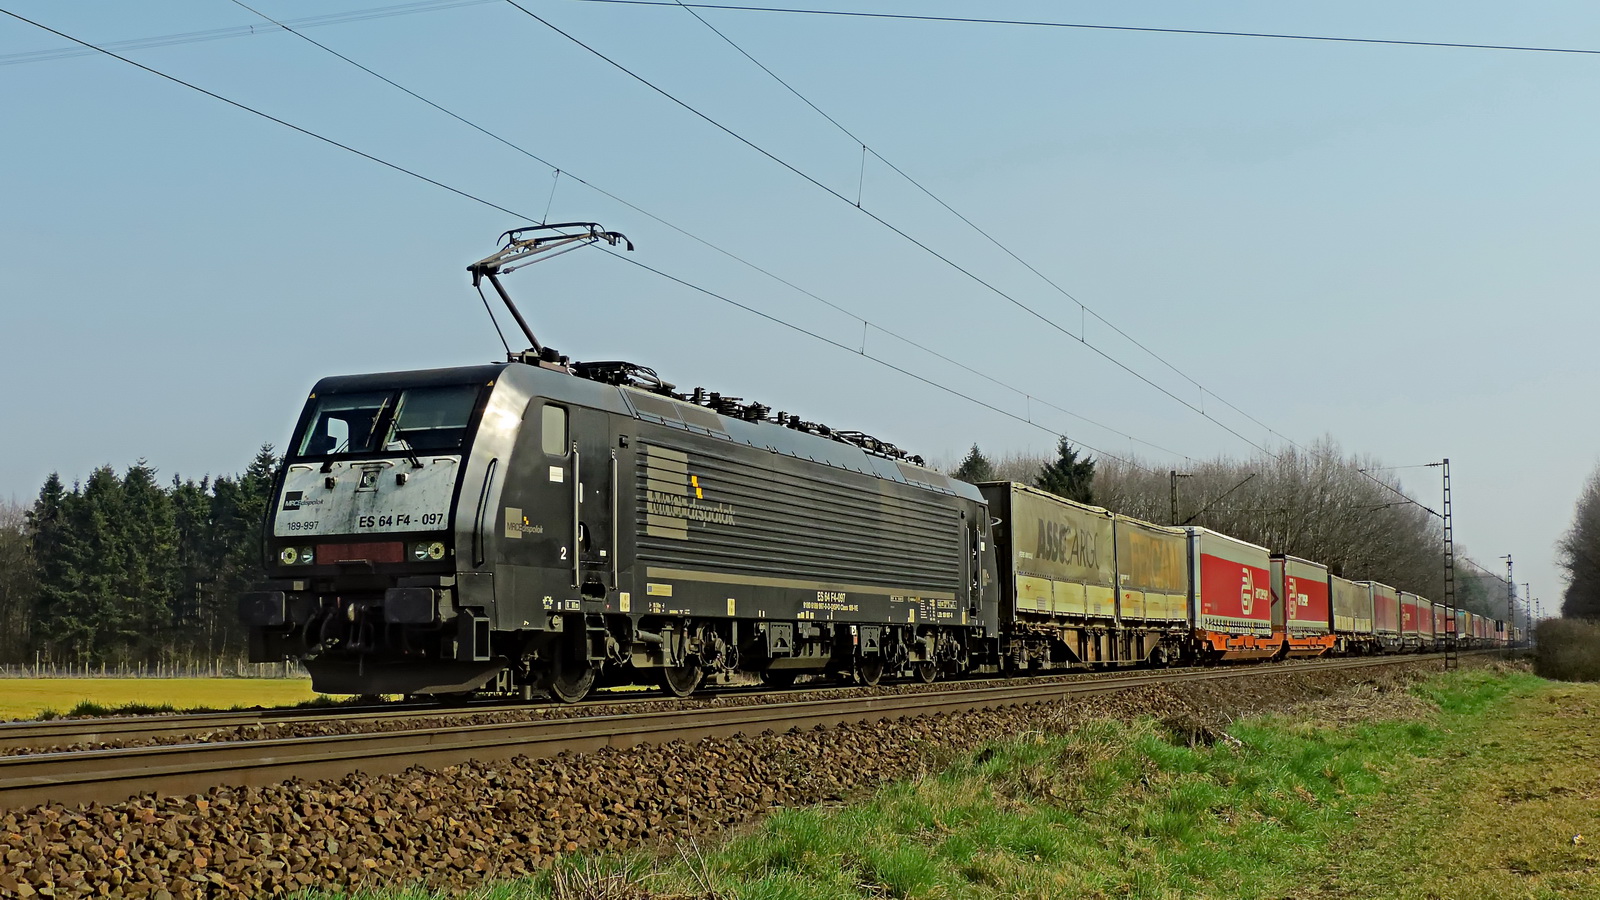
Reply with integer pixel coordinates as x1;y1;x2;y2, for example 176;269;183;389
238;225;1508;700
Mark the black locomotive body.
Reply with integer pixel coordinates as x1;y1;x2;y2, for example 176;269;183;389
241;359;999;699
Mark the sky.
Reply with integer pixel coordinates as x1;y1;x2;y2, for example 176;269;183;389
2;0;1596;612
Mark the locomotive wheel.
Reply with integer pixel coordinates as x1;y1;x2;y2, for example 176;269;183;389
856;658;885;687
541;655;596;704
913;661;938;684
659;664;702;698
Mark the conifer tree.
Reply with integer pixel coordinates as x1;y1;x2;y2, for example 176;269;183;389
1035;437;1096;505
953;444;995;484
117;462;179;663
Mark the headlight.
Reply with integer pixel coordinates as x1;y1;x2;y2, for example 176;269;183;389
279;546;314;566
410;540;447;562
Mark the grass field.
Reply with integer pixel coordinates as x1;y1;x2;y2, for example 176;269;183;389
0;677;322;721
317;664;1599;899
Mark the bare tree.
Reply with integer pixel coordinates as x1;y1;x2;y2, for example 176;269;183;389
1559;464;1600;618
0;499;36;664
992;437;1449;599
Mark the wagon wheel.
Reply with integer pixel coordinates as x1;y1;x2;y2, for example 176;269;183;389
659;664;703;698
913;661;938;684
759;670;797;689
540;654;596;704
856;657;885;688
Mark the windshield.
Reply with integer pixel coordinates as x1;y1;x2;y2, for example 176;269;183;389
295;384;481;458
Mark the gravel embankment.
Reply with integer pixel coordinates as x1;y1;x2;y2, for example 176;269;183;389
0;659;1456;899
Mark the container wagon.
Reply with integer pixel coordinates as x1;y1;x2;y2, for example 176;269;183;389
1398;590;1423;652
981;483;1132;668
1188;528;1275;660
1270;555;1334;657
1361;582;1402;652
1112;513;1190;666
1330;573;1376;654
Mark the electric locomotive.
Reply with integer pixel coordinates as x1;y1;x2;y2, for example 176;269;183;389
239;225;999;700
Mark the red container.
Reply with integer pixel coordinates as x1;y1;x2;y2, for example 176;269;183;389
1364;582;1400;636
1188;528;1276;660
1399;591;1421;637
1270;555;1331;635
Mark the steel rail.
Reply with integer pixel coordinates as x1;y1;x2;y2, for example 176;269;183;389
0;653;1468;811
0;679;913;753
0;679;822;753
0;648;1440;753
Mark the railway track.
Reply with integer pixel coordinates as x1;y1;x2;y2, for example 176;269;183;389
0;689;693;754
0;650;1447;754
0;653;1472;811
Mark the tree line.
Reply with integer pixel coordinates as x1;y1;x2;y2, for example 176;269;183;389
0;447;278;668
951;436;1521;621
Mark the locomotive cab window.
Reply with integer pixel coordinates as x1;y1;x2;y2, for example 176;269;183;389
388;384;479;452
541;404;568;457
295;384;482;459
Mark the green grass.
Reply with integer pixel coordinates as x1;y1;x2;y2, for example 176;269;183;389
315;668;1562;900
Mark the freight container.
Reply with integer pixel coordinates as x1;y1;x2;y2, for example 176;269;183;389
1330;574;1376;653
1417;598;1434;642
1399;592;1423;649
1360;582;1402;651
981;483;1116;621
1433;602;1449;647
1270;555;1334;657
983;483;1176;666
1114;515;1189;623
1188;528;1275;659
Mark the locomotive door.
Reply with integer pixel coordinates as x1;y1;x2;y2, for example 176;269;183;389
571;407;615;593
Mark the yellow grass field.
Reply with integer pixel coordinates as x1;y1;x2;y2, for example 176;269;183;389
0;678;322;721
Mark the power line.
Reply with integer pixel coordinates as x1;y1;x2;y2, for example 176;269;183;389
661;0;1299;459
598;247;1152;470
0;6;529;220
650;0;1491;474
501;0;1280;458
574;1;1600;58
217;0;1184;458
0;5;1152;467
0;0;497;67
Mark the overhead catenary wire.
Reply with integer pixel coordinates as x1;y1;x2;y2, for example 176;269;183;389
657;0;1308;454
0;4;1152;466
214;0;1184;458
660;0;1299;459
6;6;1519;579
0;0;497;67
13;0;1600;65
0;0;1534;466
500;0;1281;458
574;1;1600;58
0;8;528;220
598;247;1152;470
